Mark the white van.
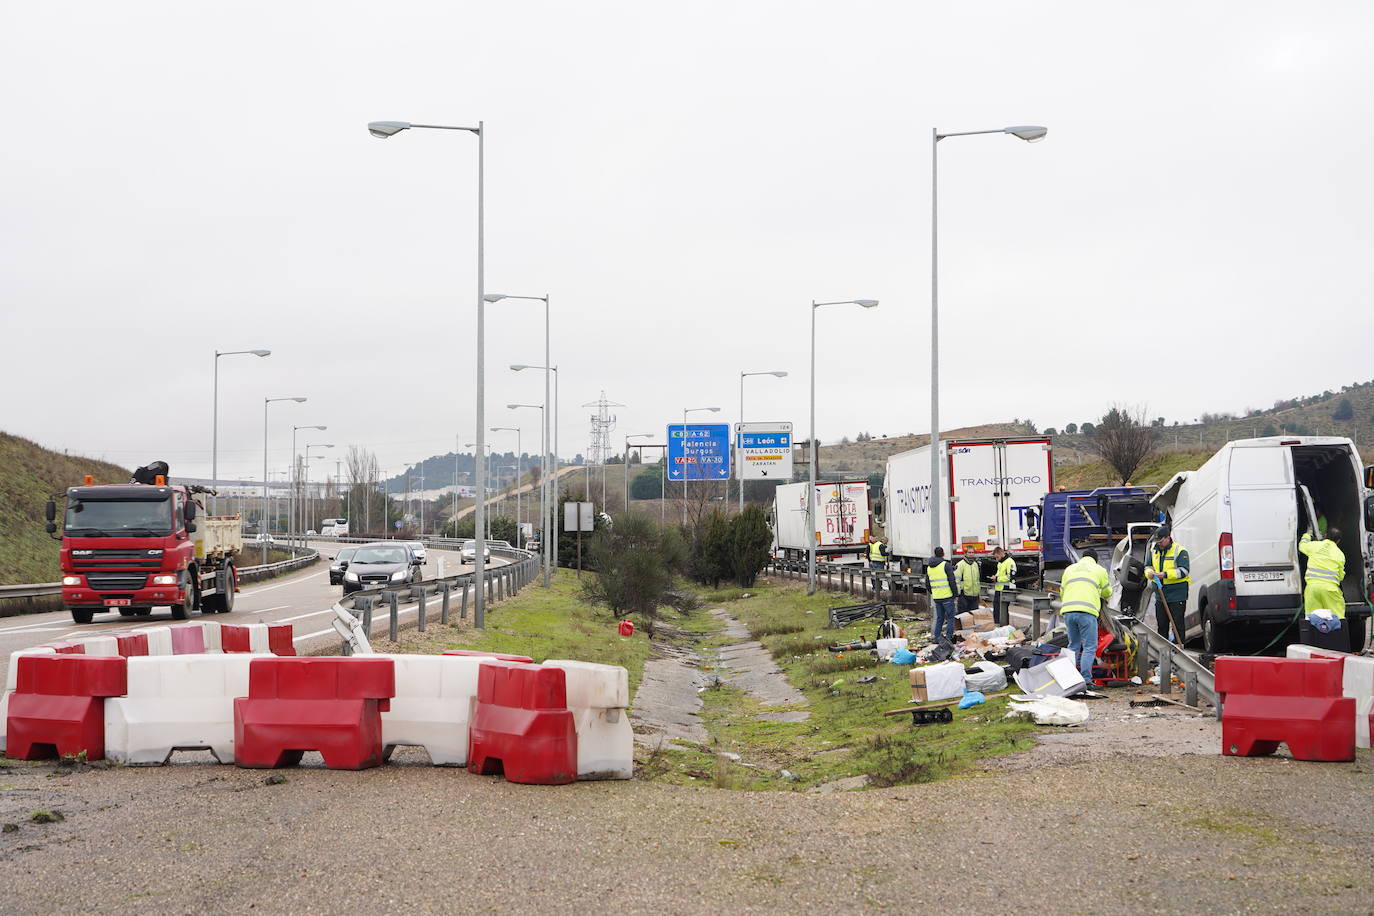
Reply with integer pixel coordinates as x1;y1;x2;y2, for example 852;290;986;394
1150;436;1372;653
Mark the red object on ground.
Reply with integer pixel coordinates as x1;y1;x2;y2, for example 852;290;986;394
233;657;395;769
1215;656;1355;762
113;632;149;657
443;649;535;663
5;655;127;760
266;624;296;657
468;661;577;785
220;624;253;654
618;620;635;637
37;641;86;655
168;625;206;655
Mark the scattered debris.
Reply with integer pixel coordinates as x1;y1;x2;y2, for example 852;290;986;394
29;810;64;824
2;823;18;834
264;774;289;786
1005;696;1090;726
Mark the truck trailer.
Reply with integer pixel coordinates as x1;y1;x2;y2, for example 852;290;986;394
881;437;1053;572
769;480;872;563
47;470;244;624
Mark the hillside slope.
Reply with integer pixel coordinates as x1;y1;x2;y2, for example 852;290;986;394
0;432;129;586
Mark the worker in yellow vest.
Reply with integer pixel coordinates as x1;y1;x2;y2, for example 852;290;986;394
1299;528;1346;650
926;547;956;640
868;537;888;570
954;553;981;613
1145;527;1190;641
993;547;1016;626
1059;553;1111;685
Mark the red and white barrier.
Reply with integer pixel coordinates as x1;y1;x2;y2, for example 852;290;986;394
104;655;255;765
1;648;58;754
545;660;633;780
1287;644;1374;749
382;654;486;766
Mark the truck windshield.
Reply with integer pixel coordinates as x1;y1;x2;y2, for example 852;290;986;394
66;499;172;536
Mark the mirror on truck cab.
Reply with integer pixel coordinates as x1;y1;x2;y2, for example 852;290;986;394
184;499;197;521
45;499;56;522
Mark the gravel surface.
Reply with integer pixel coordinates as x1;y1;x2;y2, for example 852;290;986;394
1;744;1370;913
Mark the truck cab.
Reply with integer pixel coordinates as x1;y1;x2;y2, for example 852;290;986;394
49;479;242;624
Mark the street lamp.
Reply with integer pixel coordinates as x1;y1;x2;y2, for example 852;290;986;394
262;396;306;563
623;434;654;511
292;424;327;541
490;426;523;546
368;116;490;626
738;370;788;513
931;124;1046;558
303;443;334;535
809;299;878;594
680;407;721;526
491;292;552;573
512;363;559;586
213;348;270;512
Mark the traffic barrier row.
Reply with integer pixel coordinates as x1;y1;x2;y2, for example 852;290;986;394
1215;655;1356;762
1286;644;1374;749
5;648;633;783
0;622;294;753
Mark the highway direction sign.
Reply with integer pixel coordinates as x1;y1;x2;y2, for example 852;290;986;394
735;422;793;480
667;423;731;481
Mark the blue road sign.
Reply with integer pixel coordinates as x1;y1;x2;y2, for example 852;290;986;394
667;423;731;481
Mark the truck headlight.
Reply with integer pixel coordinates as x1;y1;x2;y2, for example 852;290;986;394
62;576;81;586
390;569;408;581
345;571;359;582
151;575;177;585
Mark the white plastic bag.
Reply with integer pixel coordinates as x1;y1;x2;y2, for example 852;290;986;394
963;660;1007;693
1004;695;1090;726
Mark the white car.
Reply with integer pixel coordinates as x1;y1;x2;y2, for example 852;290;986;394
461;542;492;563
407;541;427;564
254;533;275;543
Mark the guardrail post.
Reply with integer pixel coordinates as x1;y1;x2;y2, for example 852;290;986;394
440;582;451;625
363;596;374;637
1184;670;1198;707
485;574;493;604
417;586;428;633
461;582;469;619
1135;634;1150;681
388;591;399;642
1158;649;1173;693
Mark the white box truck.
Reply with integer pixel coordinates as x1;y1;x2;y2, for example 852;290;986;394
880;437;1053;572
769;480;872;563
1149;436;1372;653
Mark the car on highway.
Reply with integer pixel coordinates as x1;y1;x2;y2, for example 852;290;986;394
407;540;427;564
329;547;357;586
306;529;317;537
341;542;419;594
254;533;274;543
461;541;492;563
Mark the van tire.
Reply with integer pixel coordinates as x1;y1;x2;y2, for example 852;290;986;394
1202;609;1229;654
1346;615;1368;654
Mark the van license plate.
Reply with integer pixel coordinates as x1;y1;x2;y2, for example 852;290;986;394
104;598;132;606
1242;571;1284;582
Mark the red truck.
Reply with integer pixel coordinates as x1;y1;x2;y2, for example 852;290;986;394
46;467;242;625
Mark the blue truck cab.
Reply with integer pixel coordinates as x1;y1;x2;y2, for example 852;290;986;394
1039;486;1159;581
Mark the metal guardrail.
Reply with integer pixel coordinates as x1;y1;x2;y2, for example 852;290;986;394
0;544;321;604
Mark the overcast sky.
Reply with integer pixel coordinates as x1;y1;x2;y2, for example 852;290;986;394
4;1;1372;484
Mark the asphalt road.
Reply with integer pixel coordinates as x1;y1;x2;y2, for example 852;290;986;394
0;541;506;684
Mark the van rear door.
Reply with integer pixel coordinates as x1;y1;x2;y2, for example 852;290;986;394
1227;446;1301;603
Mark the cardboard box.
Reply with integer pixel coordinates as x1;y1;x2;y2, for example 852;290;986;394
957;609;996;632
909;661;965;702
955;612;976;630
1012;654;1086;698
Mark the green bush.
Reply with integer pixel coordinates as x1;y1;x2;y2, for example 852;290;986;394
444;514;519;544
580;512;687;634
728;505;773;587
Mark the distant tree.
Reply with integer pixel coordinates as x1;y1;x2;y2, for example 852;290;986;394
444;514;519;543
1152;417;1166;427
581;512;687;635
631;469;664;499
1333;398;1355;421
1064;423;1078;435
727;506;774;587
1080;422;1096;436
1089;406;1158;484
867;471;884;492
840;435;851;445
688;510;733;588
1043;427;1058;436
1261;424;1277;437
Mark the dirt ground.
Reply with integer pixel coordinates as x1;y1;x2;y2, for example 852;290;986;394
2;723;1370;914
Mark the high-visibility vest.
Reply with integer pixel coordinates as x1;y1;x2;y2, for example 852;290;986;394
869;541;886;562
956;560;980;596
1148;542;1190;587
995;557;1015;592
1060;556;1110;618
928;561;953;600
1300;533;1345;589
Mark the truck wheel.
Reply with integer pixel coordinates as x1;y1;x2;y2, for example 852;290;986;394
118;607;138;618
134;607;152;616
1202;609;1229;654
70;608;94;625
217;566;236;613
170;582;192;621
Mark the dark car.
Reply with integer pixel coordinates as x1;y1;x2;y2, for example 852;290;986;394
341;542;419;594
329;547;357;585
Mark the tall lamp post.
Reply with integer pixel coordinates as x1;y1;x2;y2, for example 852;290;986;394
292;424;327;542
487;292;550;560
680;407;721;526
490;426;523;546
624;433;654;511
368;117;490;626
303;443;334;536
931;125;1046;557
738;370;787;512
512;363;558;586
213;348;270;513
262;396;306;563
809;299;878;594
